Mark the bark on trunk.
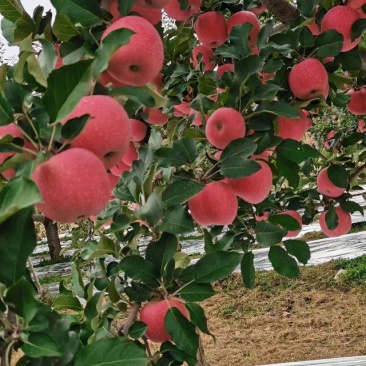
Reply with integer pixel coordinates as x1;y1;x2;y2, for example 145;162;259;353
197;334;209;366
261;0;300;25
44;217;63;261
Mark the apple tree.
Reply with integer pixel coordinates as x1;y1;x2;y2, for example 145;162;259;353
0;0;366;365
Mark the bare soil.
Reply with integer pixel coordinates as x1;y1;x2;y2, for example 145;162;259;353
201;264;366;365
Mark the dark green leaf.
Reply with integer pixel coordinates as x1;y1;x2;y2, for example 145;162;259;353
53;295;83;312
52;13;79;41
0;92;14;125
221;158;261;179
155;147;186;168
198;74;216;95
162;179;203;206
315;29;343;57
194;251;242;283
74;337;149;366
173;137;196;164
268;214;301;231
234;55;262;83
241;252;255;289
351;18;366;41
0;0;23;23
165;308;199;357
268;246;300;278
277;139;319;164
229;23;252;59
61;114;90;140
22;332;62;358
340;201;364;215
43;60;94;122
256;102;301;118
0;207;36;286
158;205;195;234
50;0;102;28
120;256;159;286
325;206;338;230
134;192;163;226
256;221;287;245
297;0;319;17
276;154;300;188
118;0;135;16
327;165;348;189
146;233;179;277
129;321;148;339
284;240;311;265
179;283;215;302
185;302;213;336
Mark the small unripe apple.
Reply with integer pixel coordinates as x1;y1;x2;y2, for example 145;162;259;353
205;107;246;149
32;148;111;223
226;160;273;204
317;167;347;198
140;297;190;343
321;6;361;52
164;0;201;21
347;88;366;115
62;95;131;169
319;207;352;237
188;181;238;226
195;11;227;48
102;16;164;86
227;11;261;46
288;58;329;100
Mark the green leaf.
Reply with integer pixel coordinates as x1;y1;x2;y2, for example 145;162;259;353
340;201;364;216
268;246;300;278
185;302;213;336
71;260;85;298
327;165;348;189
52;13;79;41
61;114;90;141
4;277;39;323
22;332;63;358
94;28;135;76
194;251;242;283
135;192;163;226
351;19;366;41
315;29;344;57
325;206;338;231
162;179;203;206
221;158;261;179
158;205;195;234
54;295;83;312
86;234;116;260
229;23;252;59
173;137;196;164
256;221;287;245
155;147;186;168
120;256;159;286
234;55;262;83
0;92;14;125
43;60;94;123
0;0;23;23
297;0;319;17
128;321;148;339
179;283;215;302
112;86;155;107
251;84;283;102
145;232;179;277
284;240;311;265
74;337;149;366
276;154;300;188
50;0;102;28
198;74;216;95
118;0;135;16
241;252;255;289
268;214;301;231
0;176;41;225
165;307;199;357
256;102;301;118
276;139;319;163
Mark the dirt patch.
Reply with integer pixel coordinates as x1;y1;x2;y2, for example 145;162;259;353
201;264;366;365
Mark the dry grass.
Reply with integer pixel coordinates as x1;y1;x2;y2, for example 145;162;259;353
201;263;366;365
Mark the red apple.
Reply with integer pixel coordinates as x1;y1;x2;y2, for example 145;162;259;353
205;107;246;149
217;63;235;78
347;88;366;115
188;181;238;226
62;95;131;169
347;0;366;18
101;16;164;86
281;210;302;238
317;167;347;198
276;109;313;141
319;207;352;237
134;0;169;8
195;11;227;48
191;45;215;71
121;143;139;166
164;0;201;21
321;6;361;52
130;119;147;142
98;71;126;88
140;297;190;343
288;58;329;100
226;160;273;204
32;148;111;223
144;107;169;126
227;11;261;46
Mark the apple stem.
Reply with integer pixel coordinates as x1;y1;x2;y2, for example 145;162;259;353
47;125;57;152
21;108;42;150
121;302;140;337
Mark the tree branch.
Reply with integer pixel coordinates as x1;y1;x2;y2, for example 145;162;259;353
350;163;366;181
121;303;140;337
261;0;300;25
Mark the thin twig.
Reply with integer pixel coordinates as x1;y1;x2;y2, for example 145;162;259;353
350;163;366;181
28;258;43;294
121;303;140;337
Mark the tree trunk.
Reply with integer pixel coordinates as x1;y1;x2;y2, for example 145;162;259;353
44;217;63;261
197;334;209;366
261;0;300;25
